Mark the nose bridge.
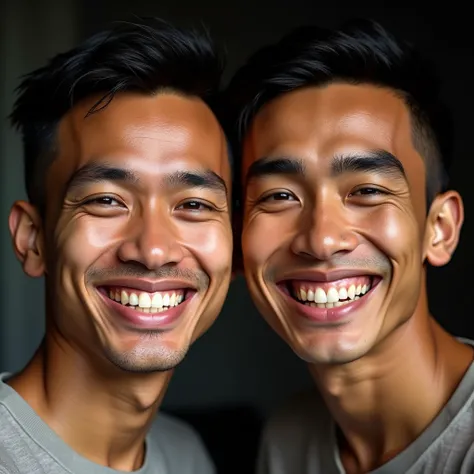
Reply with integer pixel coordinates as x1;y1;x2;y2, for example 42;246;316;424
296;189;352;259
120;201;183;269
139;204;174;248
313;191;344;244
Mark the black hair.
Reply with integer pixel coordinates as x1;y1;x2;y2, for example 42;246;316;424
9;18;225;212
223;19;453;209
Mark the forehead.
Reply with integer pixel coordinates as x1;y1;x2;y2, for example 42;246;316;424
52;92;229;184
243;83;423;175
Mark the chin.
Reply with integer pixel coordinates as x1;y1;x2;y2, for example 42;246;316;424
293;341;369;365
103;337;190;373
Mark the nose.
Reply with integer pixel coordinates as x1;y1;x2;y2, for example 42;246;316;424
117;206;184;270
290;194;359;261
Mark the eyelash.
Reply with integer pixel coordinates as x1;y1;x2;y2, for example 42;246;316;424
259;191;296;203
176;200;215;212
257;186;388;205
83;196;123;207
82;195;215;210
349;187;388;197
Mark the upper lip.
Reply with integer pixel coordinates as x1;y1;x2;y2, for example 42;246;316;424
96;279;198;293
277;269;381;284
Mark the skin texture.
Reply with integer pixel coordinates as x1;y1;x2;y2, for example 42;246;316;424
241;83;473;473
8;92;232;470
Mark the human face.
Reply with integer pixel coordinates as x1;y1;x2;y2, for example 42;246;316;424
33;93;231;372
241;83;432;365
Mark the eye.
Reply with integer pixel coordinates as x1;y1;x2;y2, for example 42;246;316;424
261;191;296;202
176;200;214;211
349;187;387;197
84;196;123;207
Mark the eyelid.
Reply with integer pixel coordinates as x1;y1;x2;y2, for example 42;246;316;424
176;199;217;211
82;195;124;206
258;190;297;203
349;186;389;195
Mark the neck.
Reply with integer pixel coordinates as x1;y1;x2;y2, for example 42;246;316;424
8;329;173;471
310;289;473;473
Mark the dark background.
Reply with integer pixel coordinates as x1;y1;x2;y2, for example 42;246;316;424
1;2;472;472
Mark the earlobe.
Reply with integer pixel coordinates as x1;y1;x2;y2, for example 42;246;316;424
8;201;45;278
424;191;464;267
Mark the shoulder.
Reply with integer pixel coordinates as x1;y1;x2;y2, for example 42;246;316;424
147;411;215;474
150;411;202;441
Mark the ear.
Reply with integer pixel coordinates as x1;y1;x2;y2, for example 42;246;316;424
8;201;46;277
231;207;244;280
423;191;464;267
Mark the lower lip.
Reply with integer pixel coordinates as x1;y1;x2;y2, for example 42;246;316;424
281;281;380;325
100;291;195;330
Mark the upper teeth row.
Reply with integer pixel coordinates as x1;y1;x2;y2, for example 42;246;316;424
295;284;370;304
109;290;184;308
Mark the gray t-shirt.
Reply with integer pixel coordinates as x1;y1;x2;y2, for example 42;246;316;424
0;373;215;474
257;339;474;474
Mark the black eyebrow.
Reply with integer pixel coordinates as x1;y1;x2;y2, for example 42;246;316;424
245;157;306;184
65;163;227;198
165;170;228;196
331;150;406;180
65;162;139;193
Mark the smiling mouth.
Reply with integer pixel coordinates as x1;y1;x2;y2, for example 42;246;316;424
101;287;195;314
286;276;379;309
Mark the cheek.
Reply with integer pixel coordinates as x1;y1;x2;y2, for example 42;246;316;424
242;210;299;270
181;221;233;274
242;216;274;269
54;217;126;271
358;206;421;261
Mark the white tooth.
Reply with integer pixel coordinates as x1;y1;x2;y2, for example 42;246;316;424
339;287;348;300
109;290;114;299
151;293;163;308
348;285;356;300
129;293;139;306
115;291;120;301
314;288;327;304
138;292;151;308
150;307;158;313
163;294;170;306
317;303;325;308
306;289;314;302
326;303;334;308
121;291;129;305
170;293;176;306
178;294;184;303
361;284;367;294
334;301;342;307
300;288;307;301
355;295;360;300
356;284;362;295
327;288;339;304
143;307;150;313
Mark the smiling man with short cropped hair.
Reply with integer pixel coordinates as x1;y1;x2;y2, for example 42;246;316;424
0;19;232;474
225;18;474;474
